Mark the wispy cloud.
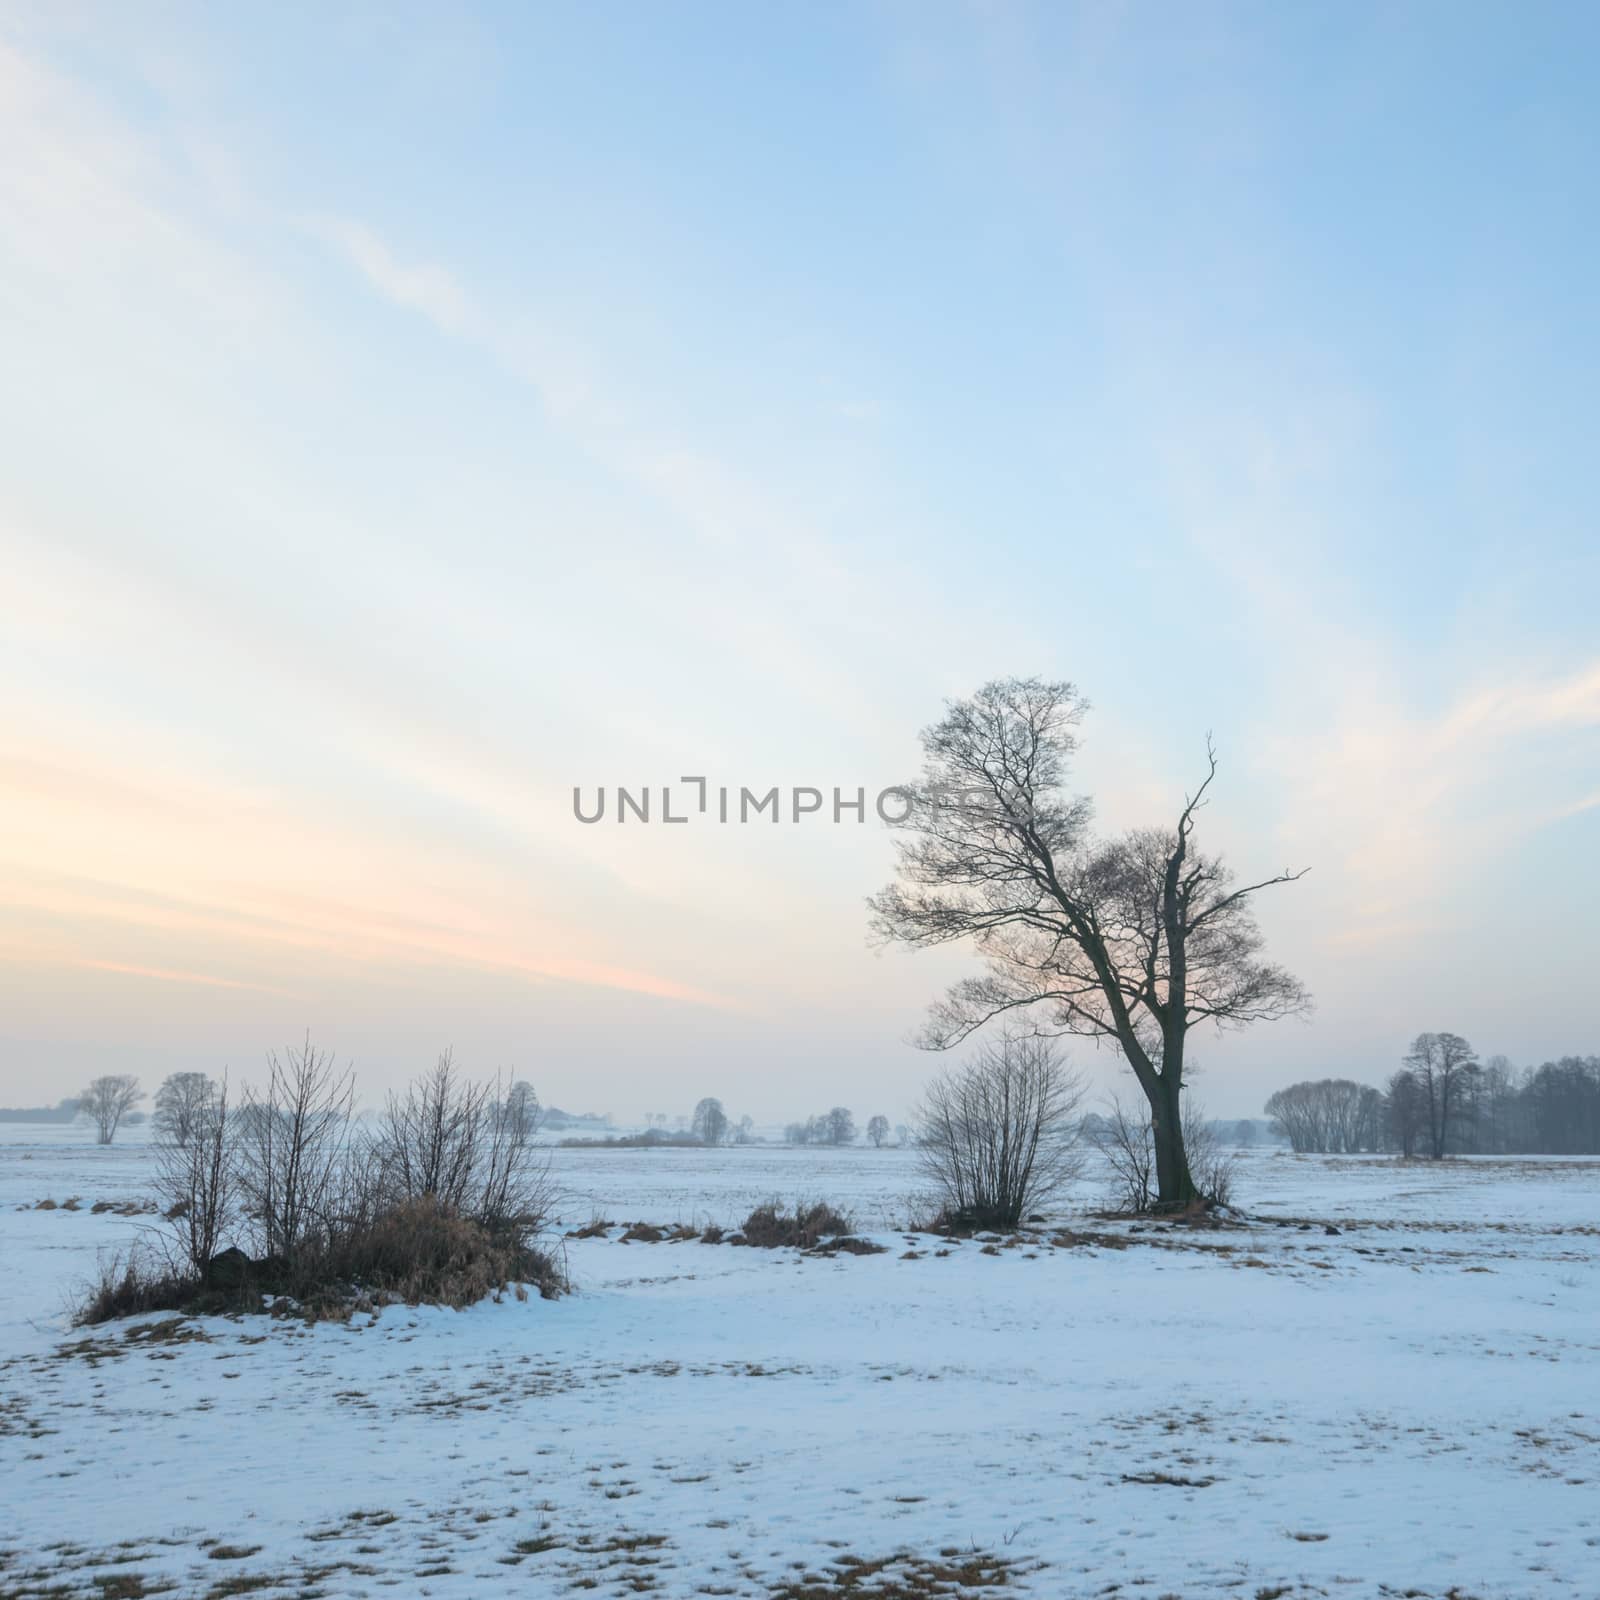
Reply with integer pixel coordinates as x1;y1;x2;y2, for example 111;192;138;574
302;214;471;333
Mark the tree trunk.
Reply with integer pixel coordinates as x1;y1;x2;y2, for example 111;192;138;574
1147;1064;1197;1210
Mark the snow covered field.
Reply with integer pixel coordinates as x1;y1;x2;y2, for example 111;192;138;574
3;1126;1598;1599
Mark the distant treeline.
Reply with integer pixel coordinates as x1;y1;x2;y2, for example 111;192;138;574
0;1098;84;1124
1266;1039;1600;1157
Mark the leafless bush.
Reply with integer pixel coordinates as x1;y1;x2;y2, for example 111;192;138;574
1183;1101;1239;1208
378;1051;489;1211
1090;1095;1156;1213
377;1056;553;1244
237;1035;354;1264
79;1043;565;1323
476;1077;551;1239
1091;1094;1236;1212
916;1034;1085;1229
154;1075;234;1278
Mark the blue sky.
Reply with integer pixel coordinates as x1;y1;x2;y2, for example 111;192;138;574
2;2;1596;1119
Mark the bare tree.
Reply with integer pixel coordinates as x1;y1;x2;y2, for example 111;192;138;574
691;1097;729;1146
154;1075;234;1279
866;1114;890;1149
871;679;1309;1208
824;1106;856;1146
79;1075;143;1145
1404;1032;1478;1158
153;1072;214;1148
916;1033;1085;1227
237;1035;354;1263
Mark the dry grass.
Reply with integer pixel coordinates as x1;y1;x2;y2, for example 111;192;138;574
768;1549;1031;1598
739;1200;853;1250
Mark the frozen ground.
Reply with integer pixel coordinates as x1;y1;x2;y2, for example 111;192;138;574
2;1125;1598;1599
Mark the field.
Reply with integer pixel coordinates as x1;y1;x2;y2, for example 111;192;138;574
2;1127;1598;1599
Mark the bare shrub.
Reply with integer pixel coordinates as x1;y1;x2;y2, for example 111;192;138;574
1091;1094;1236;1212
378;1051;489;1211
81;1044;565;1323
377;1056;553;1244
1183;1101;1239;1208
916;1034;1085;1229
740;1199;853;1248
1090;1095;1156;1213
237;1036;354;1264
154;1075;235;1279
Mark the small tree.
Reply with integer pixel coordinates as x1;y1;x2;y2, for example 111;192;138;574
916;1033;1085;1228
153;1072;215;1148
692;1097;729;1147
866;1114;890;1149
79;1075;143;1145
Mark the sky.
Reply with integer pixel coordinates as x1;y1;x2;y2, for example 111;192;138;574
2;1;1597;1122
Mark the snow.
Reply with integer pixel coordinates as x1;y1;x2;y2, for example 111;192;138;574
2;1125;1598;1598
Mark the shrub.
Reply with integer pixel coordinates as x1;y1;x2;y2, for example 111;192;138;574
917;1034;1085;1229
79;1046;565;1324
739;1199;853;1248
1089;1096;1156;1213
309;1198;564;1310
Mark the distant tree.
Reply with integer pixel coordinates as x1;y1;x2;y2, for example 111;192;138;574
1385;1068;1425;1157
894;1123;912;1147
866;1114;890;1149
79;1075;144;1145
734;1114;756;1145
918;1034;1085;1227
871;680;1309;1209
1404;1032;1478;1158
153;1072;215;1148
783;1120;811;1145
823;1106;856;1146
692;1097;729;1147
